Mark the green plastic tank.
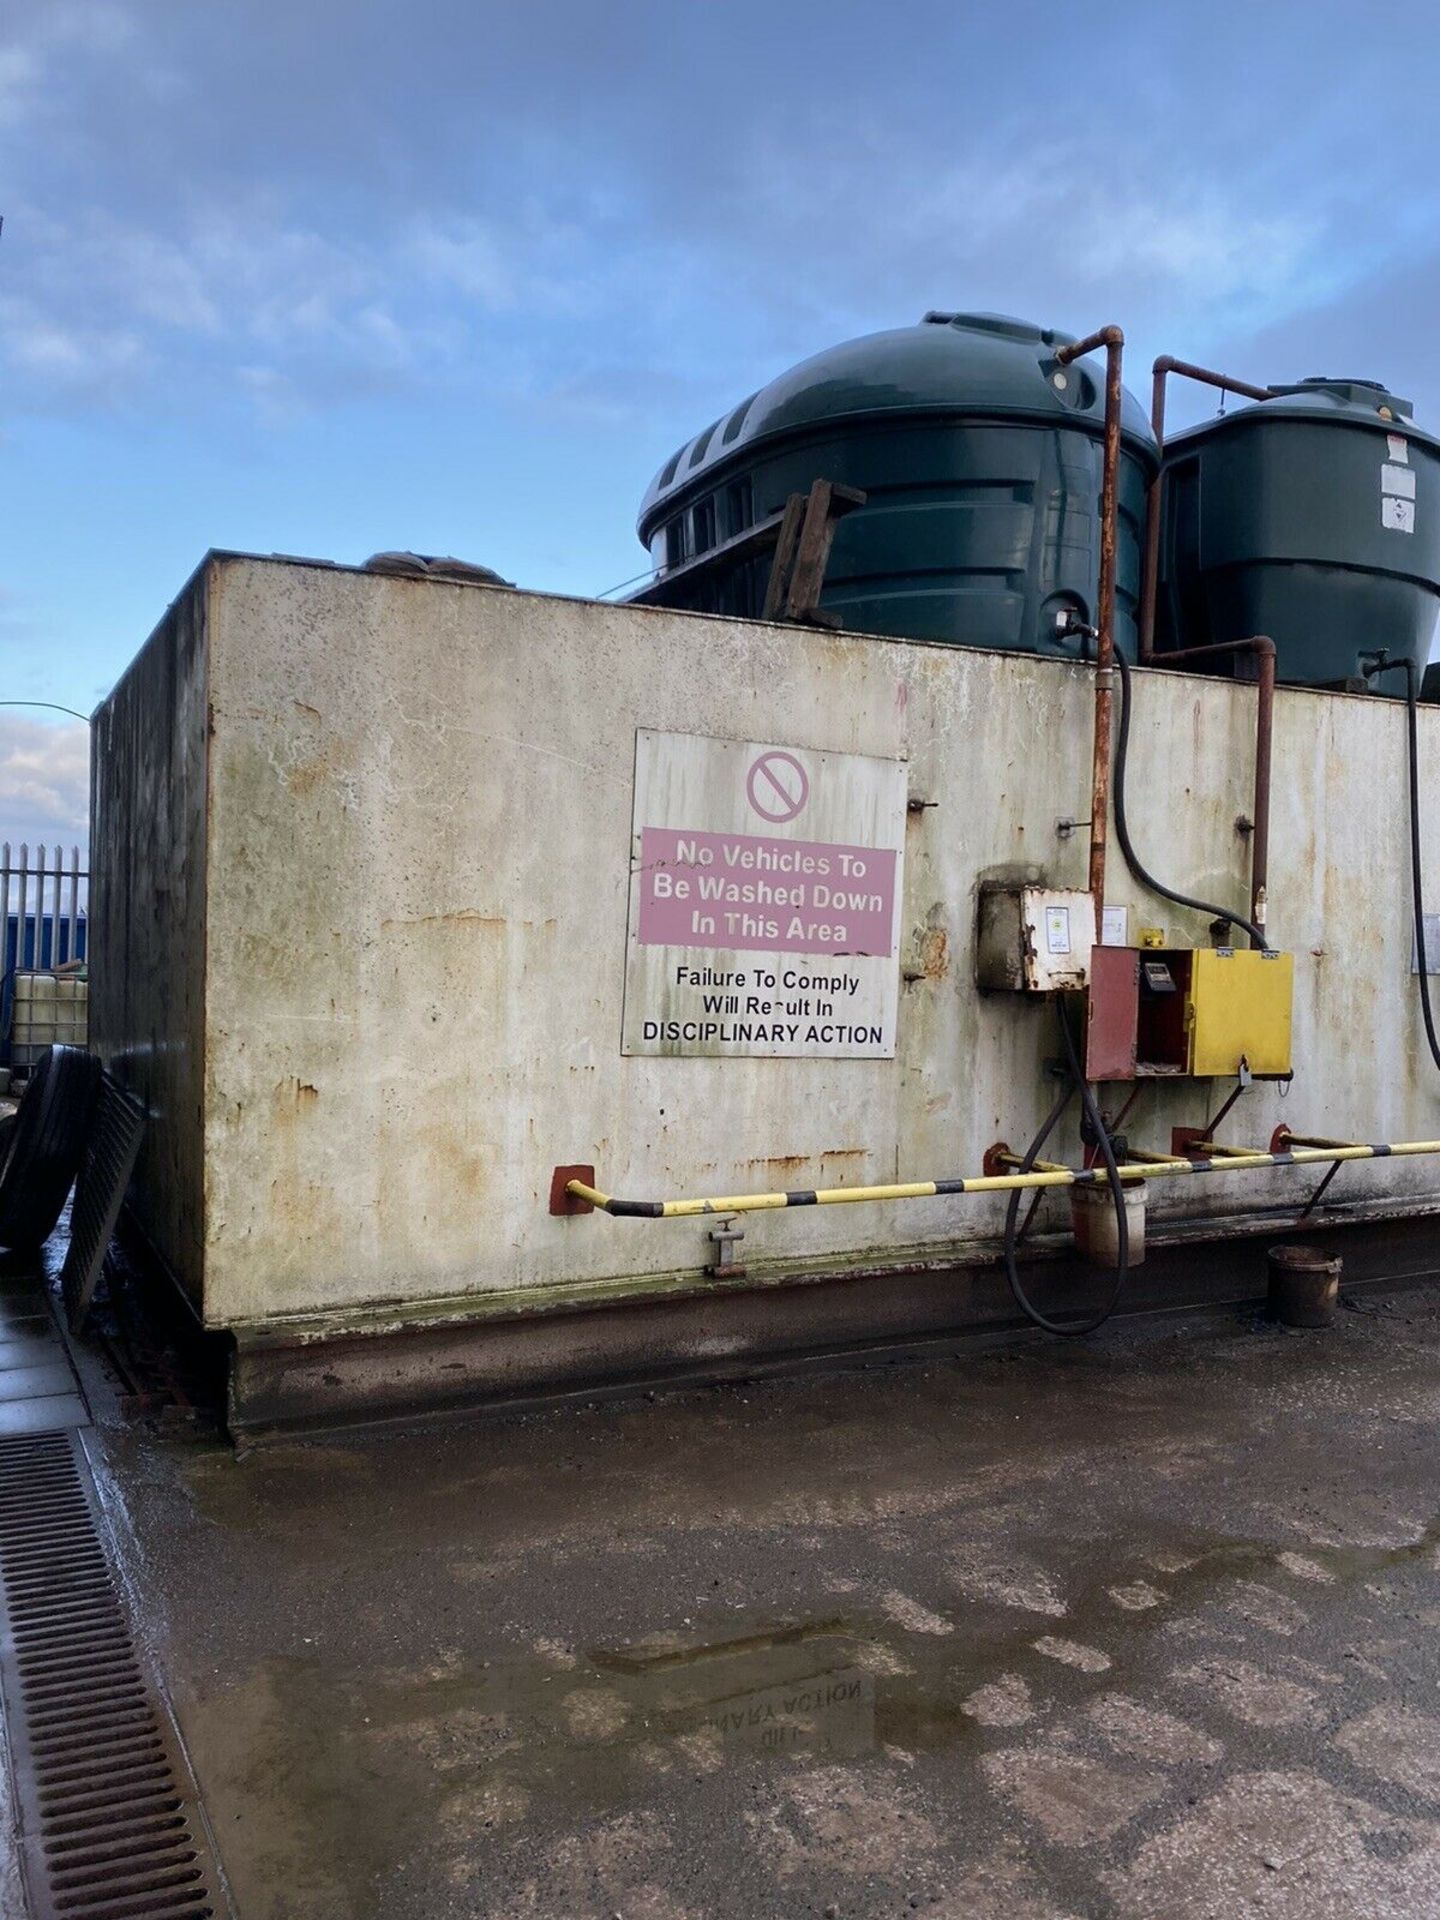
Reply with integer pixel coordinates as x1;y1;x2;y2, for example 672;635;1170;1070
1158;377;1440;688
634;313;1158;659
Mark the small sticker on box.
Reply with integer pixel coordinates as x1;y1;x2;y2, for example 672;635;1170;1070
1388;433;1409;464
1045;905;1072;955
1382;463;1417;499
1383;496;1416;533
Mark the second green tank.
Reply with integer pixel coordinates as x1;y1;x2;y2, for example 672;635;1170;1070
1158;376;1440;688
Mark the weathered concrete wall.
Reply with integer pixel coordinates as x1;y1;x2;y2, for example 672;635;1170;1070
90;562;210;1302
90;552;1440;1343
108;552;1438;1338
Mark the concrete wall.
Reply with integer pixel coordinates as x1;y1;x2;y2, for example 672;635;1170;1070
90;562;210;1302
95;554;1440;1338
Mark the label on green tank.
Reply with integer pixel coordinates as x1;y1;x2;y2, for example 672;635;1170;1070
1382;452;1417;533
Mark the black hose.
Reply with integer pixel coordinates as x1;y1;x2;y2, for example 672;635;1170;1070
1113;647;1270;950
1366;657;1440;1073
1002;997;1130;1336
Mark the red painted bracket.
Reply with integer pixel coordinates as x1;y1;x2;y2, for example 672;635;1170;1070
549;1165;595;1215
1269;1126;1293;1154
982;1142;1012;1179
1171;1126;1210;1158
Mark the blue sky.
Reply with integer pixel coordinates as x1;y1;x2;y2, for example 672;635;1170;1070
4;0;1440;845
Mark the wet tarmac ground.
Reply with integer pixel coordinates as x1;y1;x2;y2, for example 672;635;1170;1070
14;1278;1440;1918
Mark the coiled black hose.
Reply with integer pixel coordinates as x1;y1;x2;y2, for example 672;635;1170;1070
1365;656;1440;1073
1113;647;1270;951
1002;996;1130;1336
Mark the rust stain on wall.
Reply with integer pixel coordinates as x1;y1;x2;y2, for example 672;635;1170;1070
286;758;333;797
916;926;950;980
272;1077;321;1117
748;1148;867;1181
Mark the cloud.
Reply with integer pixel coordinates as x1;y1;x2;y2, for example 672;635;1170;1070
0;191;622;421
17;1;1377;437
0;3;133;128
6;0;1440;628
0;717;89;847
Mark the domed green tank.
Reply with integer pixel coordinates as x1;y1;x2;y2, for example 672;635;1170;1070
634;313;1158;659
1158;376;1440;688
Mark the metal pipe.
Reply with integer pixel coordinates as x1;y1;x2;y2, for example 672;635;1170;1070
1250;640;1275;946
1138;363;1167;663
1138;356;1273;662
992;1153;1070;1175
1160;635;1275;945
1056;326;1124;906
563;1135;1440;1220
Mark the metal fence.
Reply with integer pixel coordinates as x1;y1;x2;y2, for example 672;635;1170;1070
2;843;88;975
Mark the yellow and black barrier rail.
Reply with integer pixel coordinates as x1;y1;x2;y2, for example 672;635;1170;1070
550;1130;1440;1220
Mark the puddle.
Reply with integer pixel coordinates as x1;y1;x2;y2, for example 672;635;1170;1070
690;1663;875;1757
160;1504;1440;1919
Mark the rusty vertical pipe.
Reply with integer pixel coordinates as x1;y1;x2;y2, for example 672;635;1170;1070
1160;635;1276;947
1138;358;1171;663
1057;326;1125;909
1093;331;1124;907
1250;637;1275;947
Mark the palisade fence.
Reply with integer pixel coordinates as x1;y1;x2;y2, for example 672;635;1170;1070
2;842;88;974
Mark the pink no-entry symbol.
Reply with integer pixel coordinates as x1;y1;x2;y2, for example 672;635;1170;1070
746;750;810;823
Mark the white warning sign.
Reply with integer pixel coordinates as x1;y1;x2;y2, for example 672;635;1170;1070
622;730;908;1058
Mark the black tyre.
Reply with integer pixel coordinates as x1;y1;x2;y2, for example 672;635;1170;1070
0;1046;102;1251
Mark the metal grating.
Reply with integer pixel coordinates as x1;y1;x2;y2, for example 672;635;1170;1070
60;1077;147;1337
0;1431;229;1919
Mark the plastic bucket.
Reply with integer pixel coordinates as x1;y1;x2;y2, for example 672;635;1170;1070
1070;1179;1146;1269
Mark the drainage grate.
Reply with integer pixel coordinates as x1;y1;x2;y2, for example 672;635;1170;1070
0;1430;229;1919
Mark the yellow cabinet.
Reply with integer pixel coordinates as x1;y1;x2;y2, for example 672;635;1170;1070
1187;949;1293;1078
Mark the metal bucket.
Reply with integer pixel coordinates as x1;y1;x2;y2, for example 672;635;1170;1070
1267;1245;1342;1327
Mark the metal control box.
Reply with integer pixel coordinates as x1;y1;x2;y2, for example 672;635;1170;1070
976;885;1096;993
1187;947;1293;1077
1086;945;1294;1079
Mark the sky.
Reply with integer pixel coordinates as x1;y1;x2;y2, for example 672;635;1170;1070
4;0;1440;850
